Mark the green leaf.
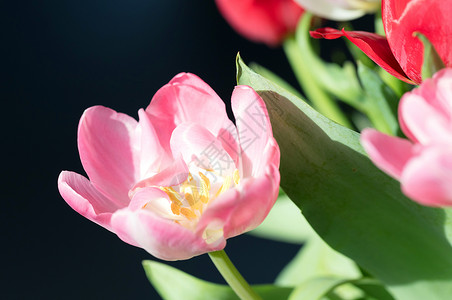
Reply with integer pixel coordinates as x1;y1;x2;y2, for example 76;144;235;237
249;62;303;100
377;67;410;99
289;277;394;300
295;13;362;107
357;62;399;135
283;37;352;128
288;277;362;300
289;277;350;300
276;236;361;287
142;260;293;300
413;32;445;81
249;192;314;244
354;279;395;300
236;54;452;300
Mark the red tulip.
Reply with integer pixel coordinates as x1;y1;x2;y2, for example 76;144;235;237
311;0;452;84
216;0;305;46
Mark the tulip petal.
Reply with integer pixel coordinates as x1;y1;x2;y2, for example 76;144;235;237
216;125;242;169
383;0;452;84
296;0;365;21
131;156;189;193
168;72;218;98
361;129;414;180
170;122;236;177
78;106;140;207
215;0;304;46
128;187;172;217
111;207;225;261
311;28;415;84
198;164;280;240
401;147;452;206
414;69;452;119
136;109;168;178
58;171;117;230
231;85;274;177
146;73;231;154
399;93;450;145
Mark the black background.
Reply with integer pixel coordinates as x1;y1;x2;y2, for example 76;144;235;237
3;1;301;299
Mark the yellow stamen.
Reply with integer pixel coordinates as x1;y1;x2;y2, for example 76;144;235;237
171;202;181;215
155;169;237;222
187;179;199;201
233;169;240;185
185;192;195;207
216;175;232;198
200;194;209;204
188;193;203;211
163;187;183;206
199;172;211;190
199;172;210;204
180;207;197;220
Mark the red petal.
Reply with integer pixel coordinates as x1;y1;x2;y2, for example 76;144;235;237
383;0;452;85
310;28;416;84
215;0;304;46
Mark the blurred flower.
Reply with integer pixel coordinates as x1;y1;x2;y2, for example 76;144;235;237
311;0;452;84
58;73;280;260
215;0;304;46
295;0;380;21
361;68;452;206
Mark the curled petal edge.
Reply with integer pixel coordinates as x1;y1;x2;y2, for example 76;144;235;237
310;28;416;84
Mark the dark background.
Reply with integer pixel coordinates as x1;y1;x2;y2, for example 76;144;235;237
3;1;300;299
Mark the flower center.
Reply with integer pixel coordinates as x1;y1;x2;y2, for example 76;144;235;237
157;167;240;224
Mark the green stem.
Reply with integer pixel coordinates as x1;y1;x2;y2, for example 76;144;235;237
283;37;352;129
208;250;262;300
365;105;394;135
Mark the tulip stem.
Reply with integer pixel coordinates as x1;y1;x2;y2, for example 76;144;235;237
283;37;352;129
208;250;262;300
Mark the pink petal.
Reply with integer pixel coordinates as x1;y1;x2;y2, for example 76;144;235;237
168;73;218;97
383;0;452;84
216;125;242;170
128;187;170;212
111;207;225;261
170;122;236;176
310;28;415;84
58;171;118;231
78;106;139;207
136;109;168;178
198;164;280;240
361;129;414;180
261;137;281;173
415;69;452;120
130;156;189;194
399;93;450;145
401;147;452;206
145;74;231;154
231;85;275;177
432;69;452;116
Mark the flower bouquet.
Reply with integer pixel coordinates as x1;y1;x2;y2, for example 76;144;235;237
58;0;452;299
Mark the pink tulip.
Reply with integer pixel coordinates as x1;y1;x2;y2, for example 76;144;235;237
311;0;452;84
215;0;305;46
361;68;452;206
58;73;280;260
